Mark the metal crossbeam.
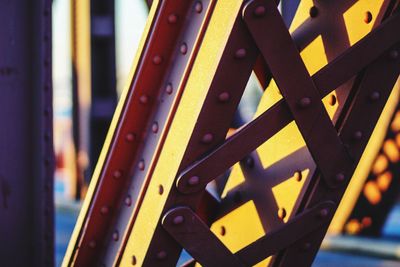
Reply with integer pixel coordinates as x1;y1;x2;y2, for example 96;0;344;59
63;0;400;266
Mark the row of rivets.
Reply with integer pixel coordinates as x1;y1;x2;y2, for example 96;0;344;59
126;1;206;264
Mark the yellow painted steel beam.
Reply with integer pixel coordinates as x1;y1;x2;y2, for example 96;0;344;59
118;1;243;265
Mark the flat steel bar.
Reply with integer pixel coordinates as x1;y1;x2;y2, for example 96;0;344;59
235;201;335;266
244;0;354;188
276;44;400;267
176;10;400;194
162;207;244;267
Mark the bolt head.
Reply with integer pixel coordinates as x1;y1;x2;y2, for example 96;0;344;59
165;83;173;95
180;43;188;55
254;6;266;17
309;6;318;18
100;206;109;215
335;173;345;183
113;170;122;179
353;131;362;140
88;240;96;248
167;14;178;24
244;156;254;168
195;1;203;13
235;48;247;59
188;176;200;186
298;97;311;108
369;91;380;101
173;215;184;225
201;133;214;144
139;95;149;104
126;133;135;142
152;55;163;65
390;50;399;60
319;208;329;218
156;251;167;260
218;92;230;102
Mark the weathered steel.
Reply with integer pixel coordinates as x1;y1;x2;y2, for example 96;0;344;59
0;0;54;266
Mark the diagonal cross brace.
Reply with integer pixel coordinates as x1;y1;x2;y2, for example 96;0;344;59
162;202;335;266
243;0;353;188
176;9;400;194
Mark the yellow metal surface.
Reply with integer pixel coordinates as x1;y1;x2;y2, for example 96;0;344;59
62;1;159;265
209;1;389;266
119;1;243;265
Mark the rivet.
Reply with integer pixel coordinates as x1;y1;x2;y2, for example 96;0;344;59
44;84;50;91
139;95;149;104
364;11;372;24
195;1;203;13
328;94;336;106
319;208;329;218
369;91;380;101
235;48;247;59
113;170;122;179
156;251;167;260
173;215;184;225
165;83;173;95
220;226;226;236
125;195;132;207
353;131;363;140
244;156;254;169
301;242;311;251
112;230;119;241
138;160;145;171
201;133;214;144
278;208;287;220
158;185;164;195
298;97;311;108
188;176;200;186
254;6;266;17
43;8;50;16
390;50;399;60
89;240;96;249
152;122;159;133
167;14;178;24
180;43;188;55
100;206;109;215
132;255;137;265
335;173;345;183
309;6;318;18
152;55;163;65
218;92;230;102
44;133;50;141
126;133;136;142
294;170;302;182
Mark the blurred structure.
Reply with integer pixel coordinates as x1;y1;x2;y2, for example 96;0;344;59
0;0;54;266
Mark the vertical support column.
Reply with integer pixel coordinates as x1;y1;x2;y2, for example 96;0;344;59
89;0;117;182
0;0;54;266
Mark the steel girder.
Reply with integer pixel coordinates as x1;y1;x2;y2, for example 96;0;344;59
64;0;400;266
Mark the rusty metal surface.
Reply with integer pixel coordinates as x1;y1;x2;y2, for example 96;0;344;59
0;0;54;266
